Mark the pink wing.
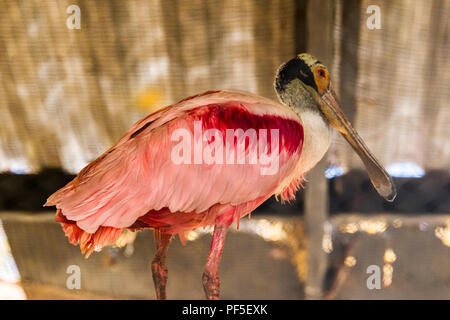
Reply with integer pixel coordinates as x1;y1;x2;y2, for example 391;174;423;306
46;90;304;254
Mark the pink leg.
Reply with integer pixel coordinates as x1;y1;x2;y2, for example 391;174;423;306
203;223;229;300
151;232;172;300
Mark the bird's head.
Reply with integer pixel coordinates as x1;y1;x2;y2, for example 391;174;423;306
275;53;396;202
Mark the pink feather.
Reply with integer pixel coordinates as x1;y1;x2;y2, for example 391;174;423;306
45;90;304;256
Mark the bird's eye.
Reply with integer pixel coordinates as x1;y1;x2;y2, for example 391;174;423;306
318;69;325;77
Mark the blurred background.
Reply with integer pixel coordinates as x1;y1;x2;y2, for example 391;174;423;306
0;0;449;299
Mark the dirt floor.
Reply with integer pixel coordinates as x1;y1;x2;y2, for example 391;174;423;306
1;212;449;299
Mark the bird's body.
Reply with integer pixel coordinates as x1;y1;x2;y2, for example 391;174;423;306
46;54;395;300
46;89;329;255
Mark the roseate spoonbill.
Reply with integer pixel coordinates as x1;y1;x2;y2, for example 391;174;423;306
45;53;396;300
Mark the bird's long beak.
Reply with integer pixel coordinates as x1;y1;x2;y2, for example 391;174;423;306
319;86;396;201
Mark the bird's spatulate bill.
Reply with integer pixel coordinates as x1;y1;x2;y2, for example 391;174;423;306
320;88;396;201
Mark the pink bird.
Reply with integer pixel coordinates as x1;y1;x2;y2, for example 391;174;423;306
45;54;395;299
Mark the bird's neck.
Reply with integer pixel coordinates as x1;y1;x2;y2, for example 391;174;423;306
278;85;332;175
297;108;332;175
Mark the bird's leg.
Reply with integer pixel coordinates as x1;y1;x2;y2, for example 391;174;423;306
203;222;229;300
151;232;172;300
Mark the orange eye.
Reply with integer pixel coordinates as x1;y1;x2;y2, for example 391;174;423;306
313;67;329;94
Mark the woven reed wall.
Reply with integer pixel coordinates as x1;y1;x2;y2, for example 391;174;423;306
329;0;450;172
0;0;295;173
0;0;448;174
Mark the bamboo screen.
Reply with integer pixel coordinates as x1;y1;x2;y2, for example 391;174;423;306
329;0;450;173
0;0;296;173
0;0;448;175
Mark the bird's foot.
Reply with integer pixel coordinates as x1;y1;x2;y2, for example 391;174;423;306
202;271;220;300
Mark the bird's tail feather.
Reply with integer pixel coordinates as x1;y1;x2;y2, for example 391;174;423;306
55;209;123;258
